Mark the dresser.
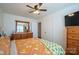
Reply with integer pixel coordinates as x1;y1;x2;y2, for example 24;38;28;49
11;32;33;40
66;27;79;55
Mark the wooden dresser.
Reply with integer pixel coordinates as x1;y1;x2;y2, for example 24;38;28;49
11;32;33;40
66;27;79;55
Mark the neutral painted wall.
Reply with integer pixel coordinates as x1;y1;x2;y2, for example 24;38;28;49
0;9;3;32
2;13;38;37
40;4;79;49
31;22;38;37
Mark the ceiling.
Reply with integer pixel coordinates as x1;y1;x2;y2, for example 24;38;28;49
0;3;77;19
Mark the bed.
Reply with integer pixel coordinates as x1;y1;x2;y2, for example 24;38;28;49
0;36;10;55
12;38;65;55
0;36;65;55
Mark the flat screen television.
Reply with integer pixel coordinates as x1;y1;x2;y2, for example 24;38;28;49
65;11;79;26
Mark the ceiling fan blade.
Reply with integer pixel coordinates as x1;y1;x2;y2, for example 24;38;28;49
39;9;47;11
39;3;43;7
37;13;40;15
26;5;34;9
34;5;38;10
29;11;34;13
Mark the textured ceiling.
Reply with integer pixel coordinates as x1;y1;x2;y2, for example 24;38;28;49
0;3;76;19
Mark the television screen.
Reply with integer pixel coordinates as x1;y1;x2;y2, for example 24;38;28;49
65;11;79;26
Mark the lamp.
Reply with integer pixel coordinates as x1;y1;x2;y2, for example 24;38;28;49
33;10;40;14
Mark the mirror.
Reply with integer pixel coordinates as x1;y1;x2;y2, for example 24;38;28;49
16;20;30;32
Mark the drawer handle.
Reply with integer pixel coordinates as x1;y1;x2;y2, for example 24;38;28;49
71;31;74;32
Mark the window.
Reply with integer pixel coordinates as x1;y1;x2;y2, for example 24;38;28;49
17;25;24;32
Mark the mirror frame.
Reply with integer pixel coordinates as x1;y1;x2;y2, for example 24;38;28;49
15;20;30;32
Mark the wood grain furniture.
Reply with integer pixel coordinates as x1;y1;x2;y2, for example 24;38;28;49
66;26;79;55
0;36;10;55
11;32;33;40
11;20;33;40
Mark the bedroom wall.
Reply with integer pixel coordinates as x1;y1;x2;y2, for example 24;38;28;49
40;4;79;49
2;13;38;37
0;9;3;32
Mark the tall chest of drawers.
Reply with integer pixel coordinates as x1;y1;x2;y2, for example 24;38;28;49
67;27;79;54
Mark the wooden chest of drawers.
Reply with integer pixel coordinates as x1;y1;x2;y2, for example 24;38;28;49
66;27;79;55
11;32;33;40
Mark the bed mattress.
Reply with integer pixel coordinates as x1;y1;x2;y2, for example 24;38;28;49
11;38;65;55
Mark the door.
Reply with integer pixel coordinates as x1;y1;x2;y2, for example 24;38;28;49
38;22;41;38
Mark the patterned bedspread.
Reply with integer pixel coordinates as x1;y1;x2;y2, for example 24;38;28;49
40;39;65;55
0;36;10;55
15;38;65;55
15;38;52;55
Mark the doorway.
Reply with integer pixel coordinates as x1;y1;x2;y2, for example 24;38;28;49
38;22;41;38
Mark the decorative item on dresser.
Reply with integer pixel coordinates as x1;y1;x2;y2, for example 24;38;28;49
66;26;79;55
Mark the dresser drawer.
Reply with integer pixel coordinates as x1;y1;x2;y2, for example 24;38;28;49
67;39;76;43
27;33;33;38
67;43;77;46
21;34;28;39
11;32;33;40
67;42;76;47
66;47;77;55
68;28;79;34
68;34;79;39
68;38;79;42
14;34;21;39
67;44;76;48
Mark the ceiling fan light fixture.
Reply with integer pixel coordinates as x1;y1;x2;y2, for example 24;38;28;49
33;10;40;14
26;3;46;15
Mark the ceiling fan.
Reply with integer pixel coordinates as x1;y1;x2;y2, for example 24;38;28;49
26;3;47;15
